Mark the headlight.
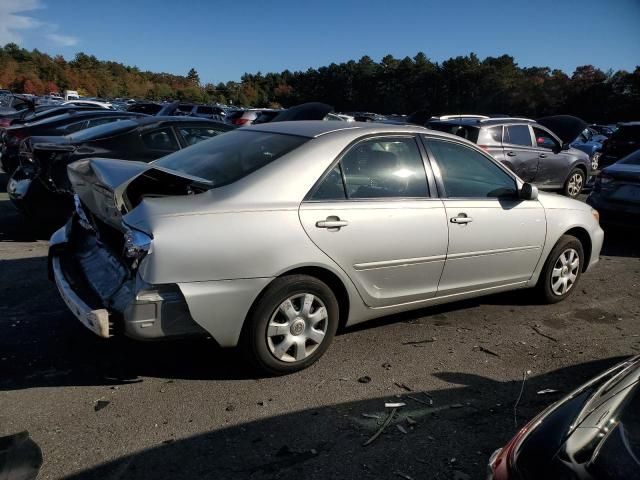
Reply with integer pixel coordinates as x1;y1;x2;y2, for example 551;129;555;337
124;228;152;260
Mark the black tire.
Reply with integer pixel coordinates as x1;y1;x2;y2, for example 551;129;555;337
537;235;584;304
241;274;339;375
563;168;586;198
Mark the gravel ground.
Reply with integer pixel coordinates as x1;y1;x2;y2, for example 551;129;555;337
1;171;639;480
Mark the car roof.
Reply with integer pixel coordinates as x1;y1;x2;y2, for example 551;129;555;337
134;116;231;127
429;117;536;128
243;120;429;138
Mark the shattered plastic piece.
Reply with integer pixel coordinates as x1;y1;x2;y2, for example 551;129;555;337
396;425;407;434
406;394;433;406
0;431;43;480
363;408;397;446
406;416;417;426
94;400;110;412
385;402;406;408
537;389;560;395
531;325;558;342
358;376;372;384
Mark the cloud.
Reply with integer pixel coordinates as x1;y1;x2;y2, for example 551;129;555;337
46;33;78;47
0;0;78;48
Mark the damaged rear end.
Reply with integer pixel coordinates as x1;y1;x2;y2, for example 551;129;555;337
48;158;211;340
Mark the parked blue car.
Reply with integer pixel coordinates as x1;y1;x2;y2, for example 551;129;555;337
570;127;607;170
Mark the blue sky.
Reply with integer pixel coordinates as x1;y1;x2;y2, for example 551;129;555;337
2;0;639;83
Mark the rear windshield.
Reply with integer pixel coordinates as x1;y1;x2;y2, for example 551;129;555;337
427;122;479;143
614;125;640;141
153;130;308;186
67;119;138;142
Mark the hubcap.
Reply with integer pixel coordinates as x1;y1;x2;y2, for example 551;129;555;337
567;173;583;197
266;293;328;363
551;248;580;296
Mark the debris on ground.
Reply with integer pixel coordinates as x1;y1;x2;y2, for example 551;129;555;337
406;416;417;426
394;471;414;480
361;413;382;420
537;389;560;395
531;325;558;342
363;408;398;446
450;403;464;409
402;338;436;346
394;382;413;392
513;370;532;428
382;363;392;370
406;393;433;406
358;376;372;384
225;404;236;412
94;400;110;412
385;402;406;408
396;424;407;434
472;345;500;357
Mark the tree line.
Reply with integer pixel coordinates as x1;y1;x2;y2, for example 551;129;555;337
1;44;638;122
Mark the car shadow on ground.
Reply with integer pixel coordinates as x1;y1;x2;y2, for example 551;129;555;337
44;356;624;480
0;172;51;242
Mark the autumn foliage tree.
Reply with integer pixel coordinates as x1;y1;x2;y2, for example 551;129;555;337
0;43;638;122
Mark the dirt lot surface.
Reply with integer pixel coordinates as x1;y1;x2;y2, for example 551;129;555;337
1;172;639;479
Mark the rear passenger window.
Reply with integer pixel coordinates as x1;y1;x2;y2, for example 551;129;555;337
141;128;179;151
504;125;532;147
309;137;429;200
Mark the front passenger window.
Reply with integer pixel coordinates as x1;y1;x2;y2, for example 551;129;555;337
427;138;517;198
340;137;429;199
533;127;558;150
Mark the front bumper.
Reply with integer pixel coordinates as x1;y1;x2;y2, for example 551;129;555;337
49;220;206;340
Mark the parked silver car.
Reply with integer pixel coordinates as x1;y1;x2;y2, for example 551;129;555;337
49;121;604;374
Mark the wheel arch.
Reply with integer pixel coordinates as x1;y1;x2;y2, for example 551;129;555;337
244;265;352;333
564;226;592;272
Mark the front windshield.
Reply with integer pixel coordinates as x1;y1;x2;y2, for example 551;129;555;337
154;130;309;186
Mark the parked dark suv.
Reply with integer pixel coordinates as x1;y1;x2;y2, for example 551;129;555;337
599;122;640;169
427;116;591;198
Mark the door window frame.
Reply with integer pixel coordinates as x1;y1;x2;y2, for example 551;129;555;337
139;125;182;153
421;135;520;201
502;123;536;148
303;134;439;203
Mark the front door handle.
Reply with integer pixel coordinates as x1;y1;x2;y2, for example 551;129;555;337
450;213;473;224
507;151;516;157
316;216;349;230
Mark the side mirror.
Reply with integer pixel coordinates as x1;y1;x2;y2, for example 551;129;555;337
520;182;538;201
561;142;571;151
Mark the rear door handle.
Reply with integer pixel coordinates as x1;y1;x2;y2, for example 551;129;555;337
316;216;349;229
507;151;516;157
450;213;473;224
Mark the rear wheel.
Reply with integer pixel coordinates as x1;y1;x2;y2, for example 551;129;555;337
241;275;339;375
563;168;585;198
537;235;584;304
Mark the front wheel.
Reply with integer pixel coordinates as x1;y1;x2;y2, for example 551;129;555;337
537;235;584;304
241;275;339;375
563;168;585;198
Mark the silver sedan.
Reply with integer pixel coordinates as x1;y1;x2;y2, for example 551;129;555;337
49;121;604;374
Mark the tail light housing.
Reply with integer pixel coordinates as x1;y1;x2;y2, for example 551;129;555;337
233;117;251;126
